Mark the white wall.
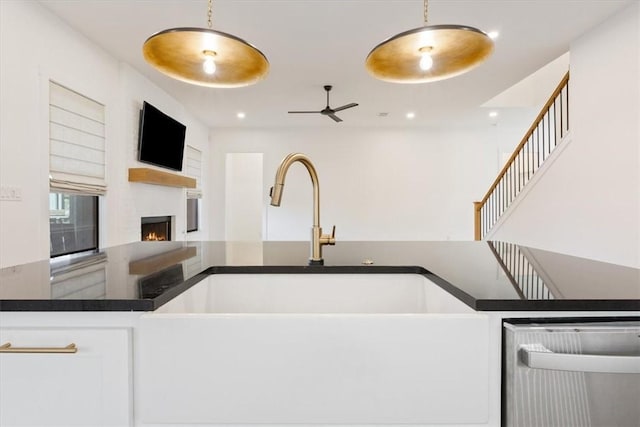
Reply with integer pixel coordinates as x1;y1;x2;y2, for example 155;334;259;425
115;64;211;246
490;2;640;268
209;123;530;242
0;1;210;267
5;1;632;269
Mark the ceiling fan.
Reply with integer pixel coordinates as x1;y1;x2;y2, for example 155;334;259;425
288;85;358;123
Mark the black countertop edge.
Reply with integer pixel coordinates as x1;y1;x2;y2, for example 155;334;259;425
0;299;155;312
204;265;429;275
475;299;640;312
2;265;639;312
502;316;640;325
0;272;212;312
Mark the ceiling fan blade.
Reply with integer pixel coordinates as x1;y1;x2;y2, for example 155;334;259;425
327;113;343;123
332;102;358;112
289;86;357;122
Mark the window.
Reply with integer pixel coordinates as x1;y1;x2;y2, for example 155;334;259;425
186;198;199;232
185;145;202;233
50;193;98;257
48;81;105;258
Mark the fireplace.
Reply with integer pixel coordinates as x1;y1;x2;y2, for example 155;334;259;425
141;216;172;241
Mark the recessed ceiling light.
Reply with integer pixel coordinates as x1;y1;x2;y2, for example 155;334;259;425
406;112;416;119
237;112;246;119
488;31;499;40
489;111;498;118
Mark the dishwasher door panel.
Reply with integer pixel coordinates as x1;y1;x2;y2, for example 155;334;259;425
503;320;640;427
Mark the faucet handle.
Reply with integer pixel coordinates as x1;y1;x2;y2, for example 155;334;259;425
328;225;336;245
318;226;336;247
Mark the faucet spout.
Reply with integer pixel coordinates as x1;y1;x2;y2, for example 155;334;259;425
269;153;335;265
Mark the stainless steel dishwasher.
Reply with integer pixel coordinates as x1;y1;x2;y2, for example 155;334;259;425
503;319;640;427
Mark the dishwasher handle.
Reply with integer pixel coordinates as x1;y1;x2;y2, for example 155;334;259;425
519;344;640;374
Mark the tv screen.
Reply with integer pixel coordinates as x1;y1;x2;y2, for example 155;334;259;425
138;101;186;171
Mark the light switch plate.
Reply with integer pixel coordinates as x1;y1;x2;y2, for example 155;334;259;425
0;186;22;201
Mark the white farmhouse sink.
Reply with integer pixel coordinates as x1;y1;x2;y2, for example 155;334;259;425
139;273;489;426
154;273;473;314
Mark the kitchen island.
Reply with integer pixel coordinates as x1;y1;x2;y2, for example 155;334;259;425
1;241;638;426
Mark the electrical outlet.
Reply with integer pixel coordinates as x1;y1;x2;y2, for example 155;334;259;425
0;186;22;201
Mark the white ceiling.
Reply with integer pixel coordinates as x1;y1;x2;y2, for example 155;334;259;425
39;0;632;129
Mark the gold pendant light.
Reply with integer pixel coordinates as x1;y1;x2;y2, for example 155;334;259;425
365;0;493;83
142;0;269;88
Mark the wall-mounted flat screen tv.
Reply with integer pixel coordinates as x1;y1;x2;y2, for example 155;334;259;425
138;101;186;171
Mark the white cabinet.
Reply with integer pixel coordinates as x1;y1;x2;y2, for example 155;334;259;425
0;327;132;426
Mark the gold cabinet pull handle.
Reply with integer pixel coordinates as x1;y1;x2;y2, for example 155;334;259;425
0;342;77;354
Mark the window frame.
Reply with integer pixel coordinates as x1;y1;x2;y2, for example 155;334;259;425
186;197;199;233
49;192;99;258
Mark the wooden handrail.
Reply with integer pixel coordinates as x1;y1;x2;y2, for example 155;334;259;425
474;71;569;240
478;71;569;205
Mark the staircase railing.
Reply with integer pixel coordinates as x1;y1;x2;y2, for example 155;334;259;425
474;72;570;240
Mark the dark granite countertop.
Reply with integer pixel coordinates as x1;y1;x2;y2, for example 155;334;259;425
0;241;638;312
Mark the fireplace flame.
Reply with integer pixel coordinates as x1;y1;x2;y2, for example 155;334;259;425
141;216;171;241
144;232;165;241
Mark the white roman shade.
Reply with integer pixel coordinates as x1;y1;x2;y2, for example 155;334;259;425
49;81;106;195
185;145;202;198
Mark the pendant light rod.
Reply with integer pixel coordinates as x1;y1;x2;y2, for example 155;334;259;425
207;0;213;28
423;0;429;25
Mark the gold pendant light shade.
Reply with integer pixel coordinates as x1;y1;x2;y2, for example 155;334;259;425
365;25;494;84
143;27;269;88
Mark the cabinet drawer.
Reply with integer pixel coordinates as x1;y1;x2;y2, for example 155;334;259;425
0;327;131;426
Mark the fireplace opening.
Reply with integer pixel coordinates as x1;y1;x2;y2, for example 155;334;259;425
141;216;172;241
